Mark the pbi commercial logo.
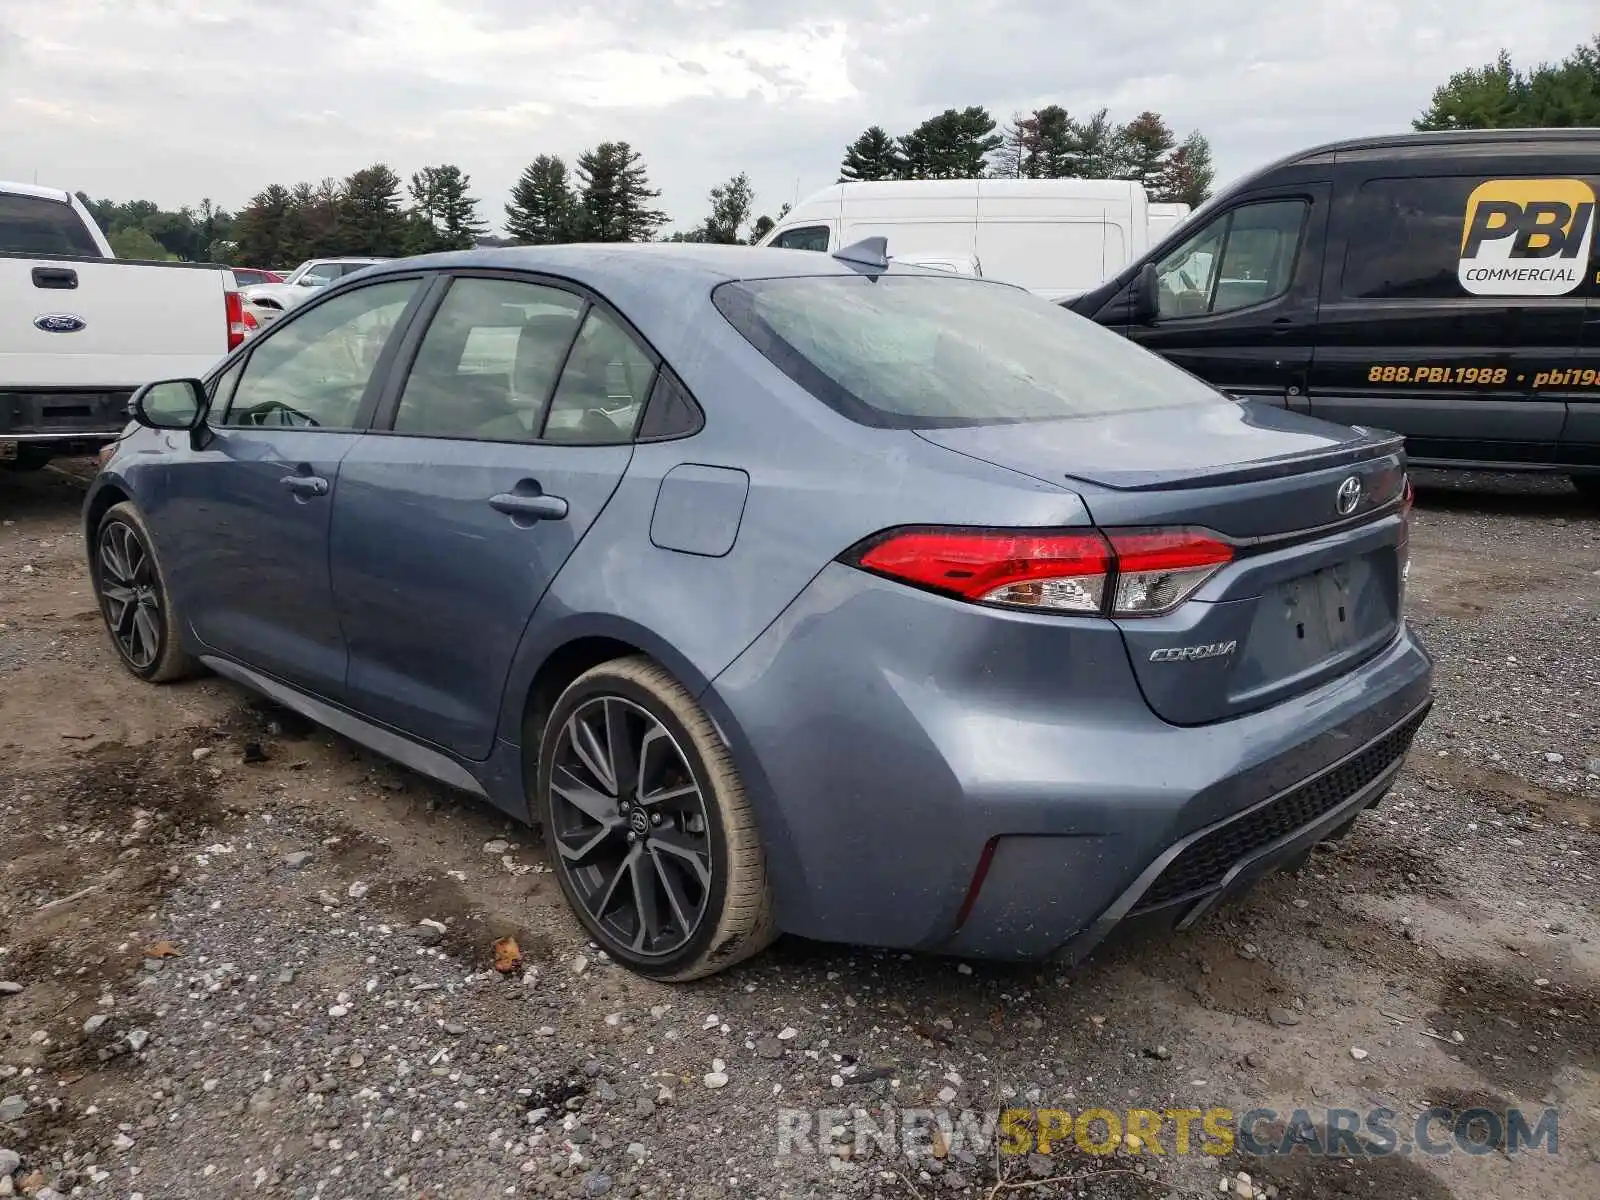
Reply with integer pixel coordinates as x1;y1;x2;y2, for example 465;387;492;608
1458;178;1596;297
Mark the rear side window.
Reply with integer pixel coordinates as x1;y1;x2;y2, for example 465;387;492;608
1342;176;1479;299
393;277;584;441
714;274;1225;428
0;194;100;256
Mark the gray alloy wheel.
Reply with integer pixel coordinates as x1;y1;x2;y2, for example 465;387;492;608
537;656;775;980
92;502;201;683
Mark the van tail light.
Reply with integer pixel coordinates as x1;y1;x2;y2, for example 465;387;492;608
225;290;248;350
847;526;1233;617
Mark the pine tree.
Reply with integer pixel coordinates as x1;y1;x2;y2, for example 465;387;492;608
406;164;487;253
702;172;755;243
505;156;578;245
233;185;292;266
337;164;407;257
896;107;1003;180
574;142;666;243
839;126;903;182
1072;109;1119;179
1114;111;1177;187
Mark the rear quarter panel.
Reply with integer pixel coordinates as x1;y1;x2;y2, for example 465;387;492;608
493;297;1094;742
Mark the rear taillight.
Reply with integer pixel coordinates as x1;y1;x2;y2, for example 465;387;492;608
1398;474;1414;593
1107;529;1233;615
849;526;1233;617
226;290;247;350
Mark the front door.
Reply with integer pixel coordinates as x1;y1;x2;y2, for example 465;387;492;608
158;276;423;698
1119;184;1330;407
331;274;653;759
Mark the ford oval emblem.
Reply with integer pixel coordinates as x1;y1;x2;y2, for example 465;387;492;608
34;313;86;334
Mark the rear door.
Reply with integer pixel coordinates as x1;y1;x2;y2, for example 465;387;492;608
1116;182;1331;407
1307;166;1590;462
330;272;650;760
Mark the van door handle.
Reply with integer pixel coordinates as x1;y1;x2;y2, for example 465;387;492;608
489;492;568;521
32;266;78;290
1269;317;1297;337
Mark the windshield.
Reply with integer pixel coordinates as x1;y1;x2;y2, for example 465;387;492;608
713;274;1225;428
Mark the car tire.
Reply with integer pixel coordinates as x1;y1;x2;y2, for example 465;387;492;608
91;501;202;684
536;655;775;981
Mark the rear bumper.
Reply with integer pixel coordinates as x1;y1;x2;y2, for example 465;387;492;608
706;562;1434;958
1;389;132;446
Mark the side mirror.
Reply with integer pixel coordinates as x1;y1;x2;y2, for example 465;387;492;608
297;276;321;287
1131;262;1160;324
130;379;207;432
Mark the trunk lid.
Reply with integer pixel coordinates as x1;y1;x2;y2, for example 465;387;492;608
917;401;1410;725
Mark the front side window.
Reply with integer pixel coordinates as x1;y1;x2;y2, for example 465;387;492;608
541;308;657;443
770;225;830;252
1156;200;1307;318
394;278;584;441
221;279;419;429
715;274;1226;428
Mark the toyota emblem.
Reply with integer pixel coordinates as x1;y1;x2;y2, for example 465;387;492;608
1335;476;1362;516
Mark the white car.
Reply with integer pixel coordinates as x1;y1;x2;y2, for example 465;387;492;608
241;257;388;329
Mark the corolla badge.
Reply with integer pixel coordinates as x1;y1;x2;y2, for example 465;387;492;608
34;313;86;334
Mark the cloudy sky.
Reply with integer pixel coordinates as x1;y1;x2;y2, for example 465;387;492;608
1;1;1594;237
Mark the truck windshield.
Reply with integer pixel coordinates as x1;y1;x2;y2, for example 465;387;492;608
0;194;101;257
713;274;1225;428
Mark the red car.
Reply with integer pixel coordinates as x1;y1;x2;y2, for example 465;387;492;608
229;267;284;286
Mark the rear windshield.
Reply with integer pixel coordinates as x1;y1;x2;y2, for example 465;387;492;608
0;194;101;257
713;274;1225;428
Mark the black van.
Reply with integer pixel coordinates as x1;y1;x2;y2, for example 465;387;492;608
1065;129;1600;496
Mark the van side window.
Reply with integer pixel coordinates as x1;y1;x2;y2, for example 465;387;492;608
1155;200;1307;318
1339;177;1478;299
771;226;830;252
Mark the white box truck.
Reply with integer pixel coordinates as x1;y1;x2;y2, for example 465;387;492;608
755;178;1151;301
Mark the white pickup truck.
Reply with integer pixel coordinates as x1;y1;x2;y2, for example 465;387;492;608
1;181;248;471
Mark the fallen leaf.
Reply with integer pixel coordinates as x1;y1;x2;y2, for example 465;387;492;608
144;941;181;959
492;936;522;974
931;1126;949;1159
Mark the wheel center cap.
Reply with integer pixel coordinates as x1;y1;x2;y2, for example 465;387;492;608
628;809;649;836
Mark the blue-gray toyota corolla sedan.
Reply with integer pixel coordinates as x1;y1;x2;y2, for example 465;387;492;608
84;242;1433;980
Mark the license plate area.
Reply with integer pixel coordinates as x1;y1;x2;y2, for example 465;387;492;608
1236;554;1395;686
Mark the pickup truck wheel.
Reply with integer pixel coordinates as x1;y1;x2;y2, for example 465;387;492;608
92;502;201;683
536;656;776;981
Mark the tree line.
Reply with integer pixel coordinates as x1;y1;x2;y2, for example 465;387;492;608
79;37;1598;268
1414;34;1600;129
838;106;1216;207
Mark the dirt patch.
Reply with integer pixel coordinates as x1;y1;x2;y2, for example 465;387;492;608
1424;959;1599;1098
365;871;555;965
1221;1145;1458;1200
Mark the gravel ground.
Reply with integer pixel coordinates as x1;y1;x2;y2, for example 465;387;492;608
1;463;1596;1200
